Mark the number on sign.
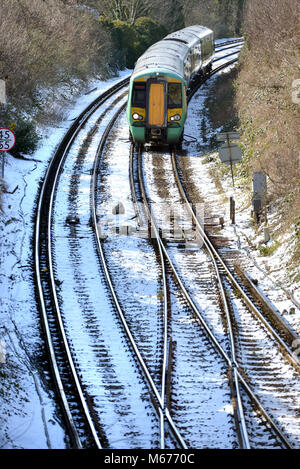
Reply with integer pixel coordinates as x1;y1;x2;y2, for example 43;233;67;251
0;141;10;150
0;128;16;152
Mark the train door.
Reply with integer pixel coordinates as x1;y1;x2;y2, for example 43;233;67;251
148;82;166;127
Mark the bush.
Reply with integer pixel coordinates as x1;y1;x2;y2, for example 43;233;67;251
99;16;167;69
235;0;299;267
0;0;112;112
0;108;40;157
11;118;40;157
99;17;137;68
134;17;167;57
259;241;280;257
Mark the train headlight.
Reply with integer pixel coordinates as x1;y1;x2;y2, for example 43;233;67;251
170;114;181;121
132;113;143;120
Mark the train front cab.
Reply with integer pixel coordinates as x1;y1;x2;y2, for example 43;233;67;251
129;76;186;144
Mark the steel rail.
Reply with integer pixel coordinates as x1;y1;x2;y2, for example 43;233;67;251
129;144;169;449
31;43;246;449
34;77;130;449
32;41;262;449
137;144;252;448
236;267;300;346
133;50;296;448
135;145;178;449
187;57;240;102
186;47;299;370
192;203;250;448
170;150;296;449
34;161;82;448
170;46;299;446
89;41;296;450
214;48;243;63
129;145;144;228
91;103;187;450
171;150;300;372
46;126;102;450
215;38;244;49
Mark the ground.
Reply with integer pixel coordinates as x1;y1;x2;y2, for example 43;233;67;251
0;64;299;449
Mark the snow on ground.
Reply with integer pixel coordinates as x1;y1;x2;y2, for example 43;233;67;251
182;64;300;338
0;70;131;449
0;51;299;449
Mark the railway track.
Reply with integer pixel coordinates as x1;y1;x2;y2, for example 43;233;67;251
133;145;240;447
170;156;300;372
34;75;188;448
139;143;300;449
33;39;299;449
134;51;299;447
215;38;244;51
91;99;188;449
34;80;131;448
170;148;300;447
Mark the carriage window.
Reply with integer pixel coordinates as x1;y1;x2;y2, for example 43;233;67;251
132;83;146;107
168;83;182;108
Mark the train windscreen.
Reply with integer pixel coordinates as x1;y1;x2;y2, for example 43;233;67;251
168;83;182;108
132;83;146;107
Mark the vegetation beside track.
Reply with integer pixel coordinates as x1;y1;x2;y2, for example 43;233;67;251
234;0;300;276
0;0;113;158
1;0;297;274
200;0;299;278
0;0;245;161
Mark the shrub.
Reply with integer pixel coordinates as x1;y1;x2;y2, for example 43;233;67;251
133;17;167;58
99;17;137;68
0;0;112;112
259;241;280;257
99;16;167;69
11;118;40;157
235;0;299;267
0;108;40;157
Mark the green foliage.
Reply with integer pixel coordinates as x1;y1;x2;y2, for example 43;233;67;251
259;241;280;257
12;119;39;157
134;17;167;56
0;109;40;156
100;16;167;68
88;0;184;33
100;17;137;68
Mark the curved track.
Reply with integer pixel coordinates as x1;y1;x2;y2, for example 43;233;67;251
33;39;299;449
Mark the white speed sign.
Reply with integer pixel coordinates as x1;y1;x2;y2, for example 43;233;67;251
0;128;16;152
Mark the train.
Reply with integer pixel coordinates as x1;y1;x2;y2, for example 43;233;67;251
126;25;214;145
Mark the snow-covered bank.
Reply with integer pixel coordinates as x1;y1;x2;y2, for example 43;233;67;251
181;64;300;338
1;55;299;450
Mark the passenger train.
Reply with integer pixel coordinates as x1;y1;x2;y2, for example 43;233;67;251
126;25;214;145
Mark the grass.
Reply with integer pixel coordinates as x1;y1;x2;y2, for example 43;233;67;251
258;240;280;257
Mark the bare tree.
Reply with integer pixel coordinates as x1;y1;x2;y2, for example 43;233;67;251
93;0;150;23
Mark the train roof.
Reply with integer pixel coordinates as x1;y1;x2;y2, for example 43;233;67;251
131;25;213;81
132;40;187;80
164;25;213;46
